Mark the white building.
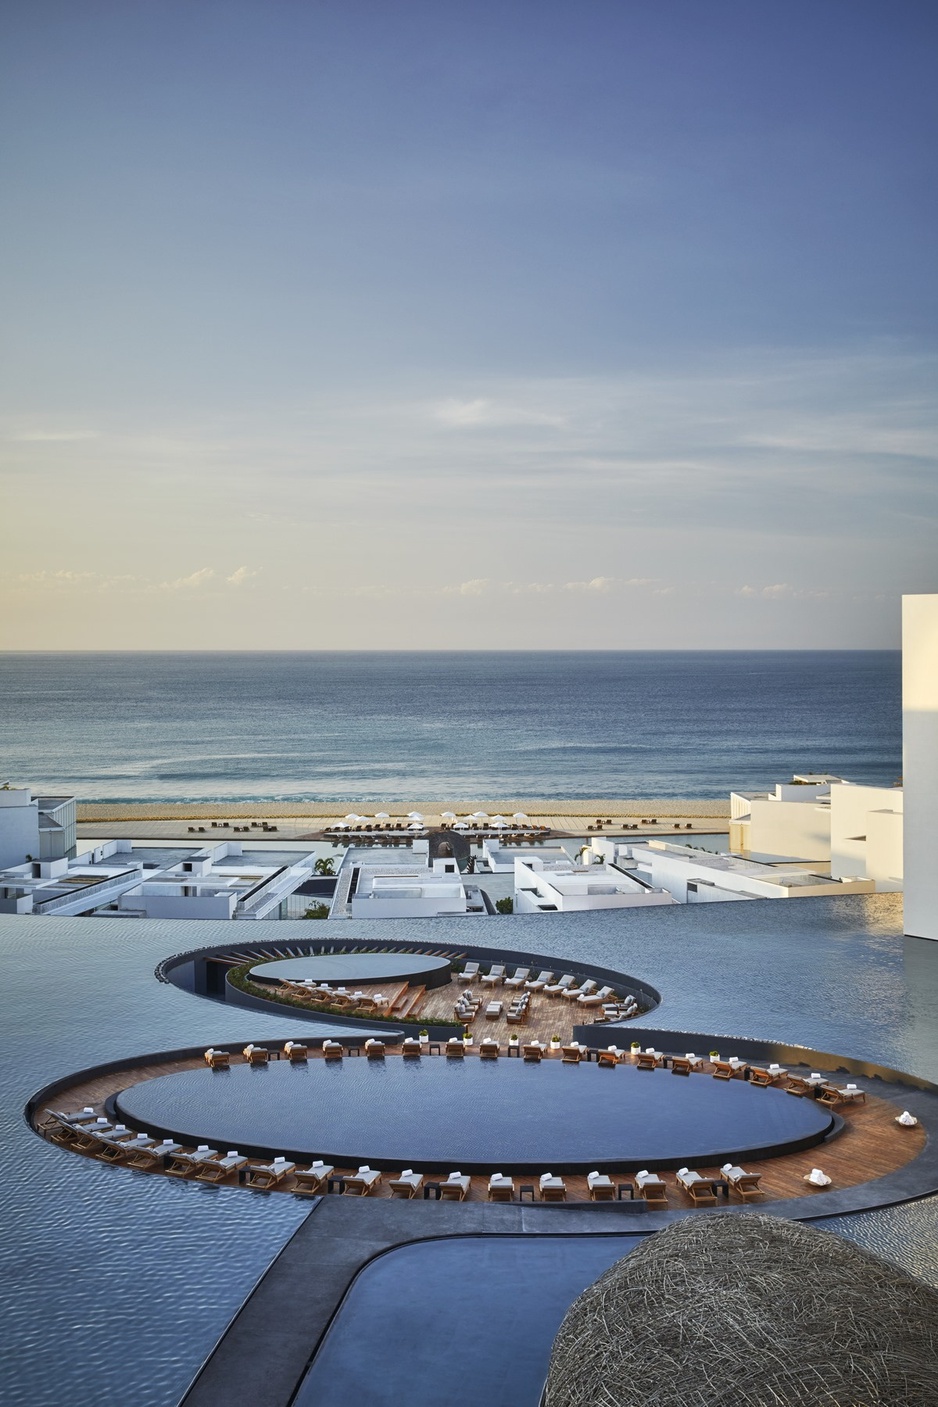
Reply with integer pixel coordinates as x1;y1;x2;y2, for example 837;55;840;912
829;783;903;891
114;842;314;920
480;838;572;873
729;775;842;861
342;841;469;919
617;840;875;904
0;840;143;916
903;593;938;941
0;784;76;868
512;853;675;914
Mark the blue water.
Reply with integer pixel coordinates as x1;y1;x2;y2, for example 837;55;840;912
0;651;900;802
2;898;938;1404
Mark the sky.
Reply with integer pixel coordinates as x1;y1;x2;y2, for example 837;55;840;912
1;0;936;649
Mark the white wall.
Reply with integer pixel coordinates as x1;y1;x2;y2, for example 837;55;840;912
746;796;831;861
0;790;40;869
829;783;903;888
903;594;938;940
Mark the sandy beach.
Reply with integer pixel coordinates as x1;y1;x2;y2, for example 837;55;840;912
76;798;729;839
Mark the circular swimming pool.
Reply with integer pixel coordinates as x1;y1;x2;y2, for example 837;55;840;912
247;953;453;988
115;1057;834;1174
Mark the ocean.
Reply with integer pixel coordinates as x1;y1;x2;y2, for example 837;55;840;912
0;650;901;803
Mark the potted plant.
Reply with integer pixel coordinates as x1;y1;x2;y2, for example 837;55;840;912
630;1042;641;1054
418;1028;429;1045
462;1028;473;1045
709;1050;720;1061
508;1033;519;1046
550;1034;562;1050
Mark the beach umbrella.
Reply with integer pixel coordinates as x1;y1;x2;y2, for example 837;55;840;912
513;812;529;822
408;820;425;831
473;811;489;820
492;819;508;830
375;812;390;820
334;821;350;830
491;815;508;824
344;813;361;823
453;820;469;830
408;811;424;821
441;811;456;821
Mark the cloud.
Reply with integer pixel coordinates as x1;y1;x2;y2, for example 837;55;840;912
227;566;260;587
737;583;833;601
433;398;566;429
12;430;100;443
160;567;215;591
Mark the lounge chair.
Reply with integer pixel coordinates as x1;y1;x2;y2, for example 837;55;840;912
480;964;506;987
522;1042;544;1061
322;1040;343;1060
446;1038;466;1057
577;984;617;1008
670;1057;693;1076
597;1048;621;1068
524;970;554;991
440;1172;471;1200
720;1164;763;1200
293;1160;334;1194
506;1005;528;1025
562;979;598;1001
636;1050;662;1071
284;1042;308;1062
96;1131;156;1162
457;962;479;983
711;1059;739;1080
125;1139;182;1169
479;1039;500;1059
389;1169;424;1198
539;1173;567;1202
401;1037;422;1057
242;1044;270;1066
587;1171;615;1201
676;1168;719;1205
634;1171;668;1208
365;1039;386;1059
504;968;531;989
818;1082;866;1106
166;1146;220;1177
195;1151;248;1183
488;1173;514;1201
749;1065;784;1087
343;1166;382;1196
786;1075;814;1097
561;1044;583;1063
204;1048;230;1069
543;974;576;997
244;1156;296;1189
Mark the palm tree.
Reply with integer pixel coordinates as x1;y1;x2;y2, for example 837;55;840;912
314;856;335;876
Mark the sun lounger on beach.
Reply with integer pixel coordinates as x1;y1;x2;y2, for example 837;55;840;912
677;1168;719;1205
195;1151;248;1183
204;1048;230;1069
634;1170;668;1207
343;1166;382;1195
587;1171;615;1201
440;1172;471;1200
539;1173;567;1202
388;1169;423;1198
293;1160;334;1194
525;971;554;991
488;1173;514;1201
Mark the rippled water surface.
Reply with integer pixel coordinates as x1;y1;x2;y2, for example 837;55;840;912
2;893;937;1405
0;650;900;800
